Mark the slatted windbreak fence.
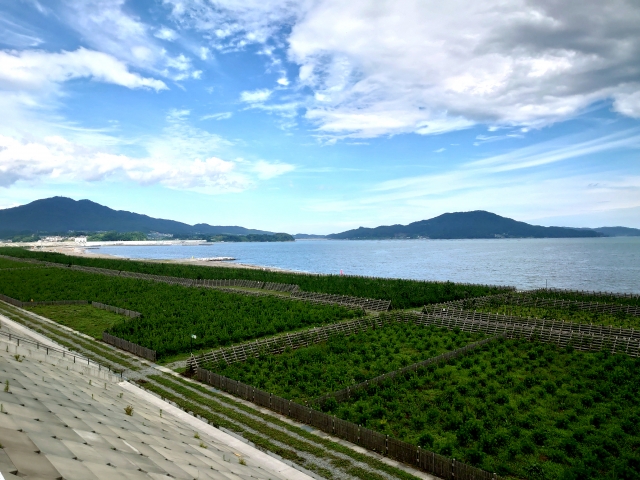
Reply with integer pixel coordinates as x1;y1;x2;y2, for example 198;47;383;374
193;316;392;370
0;295;88;308
290;291;391;312
432;292;640;317
403;309;640;356
531;287;640;300
195;367;499;480
102;332;156;362
91;302;141;318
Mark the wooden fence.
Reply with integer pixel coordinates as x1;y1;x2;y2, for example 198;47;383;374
0;293;23;307
0;293;141;319
195;366;499;480
394;310;640;357
432;292;640;317
530;287;640;301
92;302;141;318
192;316;392;370
0;294;88;308
315;336;499;406
102;332;156;362
291;291;391;312
263;282;300;292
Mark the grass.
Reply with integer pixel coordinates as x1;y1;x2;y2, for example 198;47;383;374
214;323;485;402
26;304;124;339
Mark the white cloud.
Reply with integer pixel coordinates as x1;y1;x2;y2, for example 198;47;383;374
167;0;640;138
0;48;167;93
613;91;640;118
155;27;179;41
0;133;241;191
252;160;295;179
277;77;289;86
164;0;306;50
201;112;233;120
240;89;272;103
0;108;294;192
61;0;201;81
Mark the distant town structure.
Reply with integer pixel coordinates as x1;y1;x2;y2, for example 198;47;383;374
41;236;65;242
148;231;173;239
74;236;87;245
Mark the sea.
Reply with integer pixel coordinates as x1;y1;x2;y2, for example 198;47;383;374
92;237;640;294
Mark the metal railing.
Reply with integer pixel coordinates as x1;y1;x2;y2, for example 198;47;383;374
0;329;122;377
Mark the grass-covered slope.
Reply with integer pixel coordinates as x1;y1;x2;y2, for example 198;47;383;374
0;247;512;308
0;268;362;358
26;304;125;339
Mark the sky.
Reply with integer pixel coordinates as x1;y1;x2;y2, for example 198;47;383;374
0;0;639;234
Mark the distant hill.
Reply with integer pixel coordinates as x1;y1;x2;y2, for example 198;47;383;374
593;226;640;237
0;197;274;237
327;211;604;240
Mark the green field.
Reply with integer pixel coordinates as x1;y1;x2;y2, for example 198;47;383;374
0;268;362;358
323;338;640;479
0;247;511;308
26;304;125;339
215;323;485;402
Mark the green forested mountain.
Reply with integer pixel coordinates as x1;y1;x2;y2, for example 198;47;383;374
328;211;604;239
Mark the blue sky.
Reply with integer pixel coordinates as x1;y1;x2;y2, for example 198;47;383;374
0;0;639;234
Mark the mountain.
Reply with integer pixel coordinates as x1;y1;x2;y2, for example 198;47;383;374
592;227;640;237
327;211;604;240
0;197;274;237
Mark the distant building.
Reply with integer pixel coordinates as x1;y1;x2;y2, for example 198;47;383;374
74;236;87;244
148;231;173;239
42;236;64;242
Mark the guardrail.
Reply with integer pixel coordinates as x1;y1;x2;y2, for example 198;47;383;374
0;330;121;376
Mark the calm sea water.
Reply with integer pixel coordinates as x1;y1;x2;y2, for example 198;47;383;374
93;237;640;293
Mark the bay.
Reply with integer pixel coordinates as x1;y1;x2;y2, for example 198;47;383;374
93;237;640;293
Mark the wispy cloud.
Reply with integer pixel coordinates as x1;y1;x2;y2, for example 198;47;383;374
376;129;640;193
302;129;640;226
240;89;272;103
0;48;167;93
201;112;233;121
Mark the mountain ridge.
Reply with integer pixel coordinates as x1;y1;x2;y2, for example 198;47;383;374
327;211;604;239
0;197;274;237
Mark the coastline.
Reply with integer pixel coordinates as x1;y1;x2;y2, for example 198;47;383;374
18;244;300;274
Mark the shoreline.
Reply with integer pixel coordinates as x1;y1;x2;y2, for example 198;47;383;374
24;245;300;274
